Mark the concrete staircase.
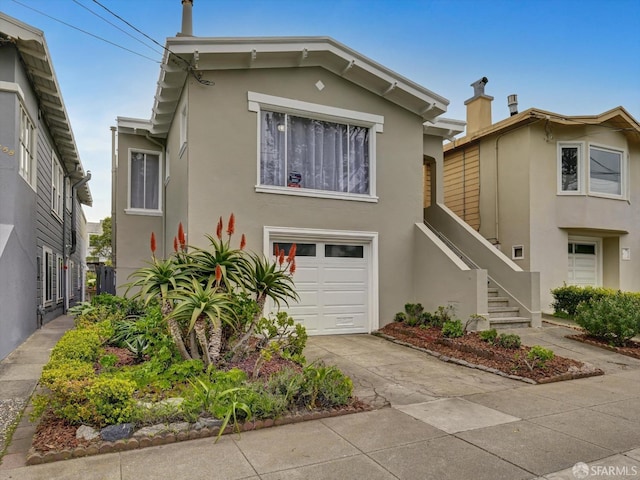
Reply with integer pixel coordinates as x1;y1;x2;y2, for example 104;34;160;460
488;287;530;329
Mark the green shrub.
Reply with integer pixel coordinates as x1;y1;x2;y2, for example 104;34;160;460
497;333;521;349
41;359;95;388
300;363;353;409
50;329;102;363
479;329;498;343
442;319;464;338
431;305;454;327
574;293;640;346
257;311;308;358
394;312;407;323
87;377;137;427
527;345;555;368
551;285;617;317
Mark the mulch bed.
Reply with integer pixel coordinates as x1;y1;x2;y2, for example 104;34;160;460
378;322;604;384
567;334;640;360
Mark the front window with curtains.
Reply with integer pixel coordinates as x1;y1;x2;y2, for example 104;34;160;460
260;111;370;195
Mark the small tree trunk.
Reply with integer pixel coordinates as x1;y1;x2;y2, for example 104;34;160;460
208;320;223;363
189;330;200;359
167;317;191;360
193;318;210;366
229;295;266;360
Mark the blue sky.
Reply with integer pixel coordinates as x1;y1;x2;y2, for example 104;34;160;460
3;0;639;222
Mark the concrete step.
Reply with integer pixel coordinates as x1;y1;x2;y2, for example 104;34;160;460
487;288;499;297
490;317;531;329
488;297;510;307
488;306;521;318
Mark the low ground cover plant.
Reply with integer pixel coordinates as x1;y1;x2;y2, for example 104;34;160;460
32;215;354;444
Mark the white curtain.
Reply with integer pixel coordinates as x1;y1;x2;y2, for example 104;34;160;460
131;152;160;209
260;111;369;194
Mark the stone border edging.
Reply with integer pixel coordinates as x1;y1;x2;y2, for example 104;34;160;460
373;332;603;385
566;334;640;360
25;402;372;465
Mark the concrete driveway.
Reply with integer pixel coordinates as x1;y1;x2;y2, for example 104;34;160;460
3;319;640;479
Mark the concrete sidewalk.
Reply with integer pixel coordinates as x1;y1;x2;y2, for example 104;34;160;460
3;320;640;479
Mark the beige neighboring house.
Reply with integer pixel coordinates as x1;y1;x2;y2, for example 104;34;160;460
431;79;640;314
112;2;540;334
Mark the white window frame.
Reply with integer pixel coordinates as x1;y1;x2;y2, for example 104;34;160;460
56;254;64;302
65;177;72;212
248;92;383;203
51;153;64;220
587;143;626;200
69;260;75;299
42;246;54;306
512;245;524;260
126;148;163;216
557;142;584;195
19;103;37;188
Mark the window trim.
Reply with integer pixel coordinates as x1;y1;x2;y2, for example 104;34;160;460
587;143;626;200
69;260;75;299
18;102;37;189
557;142;584;195
248;92;382;202
42;246;53;306
51;152;64;221
126;148;163;215
56;254;64;302
511;245;524;260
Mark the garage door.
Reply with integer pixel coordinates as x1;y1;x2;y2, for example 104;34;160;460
568;241;598;287
271;241;369;335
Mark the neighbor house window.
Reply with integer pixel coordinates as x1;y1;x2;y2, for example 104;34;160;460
51;153;64;219
19;104;36;186
56;254;64;302
42;246;53;305
558;143;582;193
249;92;383;202
557;142;625;199
128;150;161;212
589;145;623;197
69;260;75;298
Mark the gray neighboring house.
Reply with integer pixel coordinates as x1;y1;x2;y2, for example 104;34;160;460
0;13;92;360
112;2;540;335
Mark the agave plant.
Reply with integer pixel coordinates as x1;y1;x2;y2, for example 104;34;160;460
167;276;237;365
230;251;299;359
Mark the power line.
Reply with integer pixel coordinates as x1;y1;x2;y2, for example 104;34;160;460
9;0;160;63
71;0;162;56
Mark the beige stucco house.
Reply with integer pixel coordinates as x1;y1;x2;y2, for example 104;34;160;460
432;79;640;313
112;2;540;334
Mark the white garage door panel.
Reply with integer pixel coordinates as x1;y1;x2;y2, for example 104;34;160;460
271;239;371;335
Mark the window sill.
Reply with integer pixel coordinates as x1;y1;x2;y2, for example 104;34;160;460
51;210;63;224
125;208;163;217
255;185;378;203
587;192;626;201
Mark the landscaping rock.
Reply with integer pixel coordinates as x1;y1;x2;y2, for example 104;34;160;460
76;425;99;441
133;421;190;438
194;417;223;430
100;423;134;442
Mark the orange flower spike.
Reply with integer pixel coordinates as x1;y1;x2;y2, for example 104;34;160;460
178;222;186;247
278;250;285;266
173;236;179;253
290;259;296;275
275;244;280;257
215;264;222;284
227;213;235;236
240;233;246;250
286;243;297;263
216;217;223;239
150;232;157;255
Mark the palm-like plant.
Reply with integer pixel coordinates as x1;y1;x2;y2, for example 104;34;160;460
168;277;237;365
124;255;192;360
187;234;252;292
231;252;299;359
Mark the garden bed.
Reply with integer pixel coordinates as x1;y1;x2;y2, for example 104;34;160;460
377;322;603;384
566;334;640;360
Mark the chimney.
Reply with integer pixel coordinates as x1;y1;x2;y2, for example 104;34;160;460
179;0;193;37
508;94;518;116
464;77;493;135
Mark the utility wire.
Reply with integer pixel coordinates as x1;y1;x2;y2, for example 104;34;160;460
90;0;214;86
71;0;162;55
9;0;160;63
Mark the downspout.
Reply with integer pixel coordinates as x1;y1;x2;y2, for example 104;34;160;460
62;172;71;313
68;172;91;311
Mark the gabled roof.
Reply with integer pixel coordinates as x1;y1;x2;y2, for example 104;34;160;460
0;13;91;205
138;36;449;137
445;106;640;152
